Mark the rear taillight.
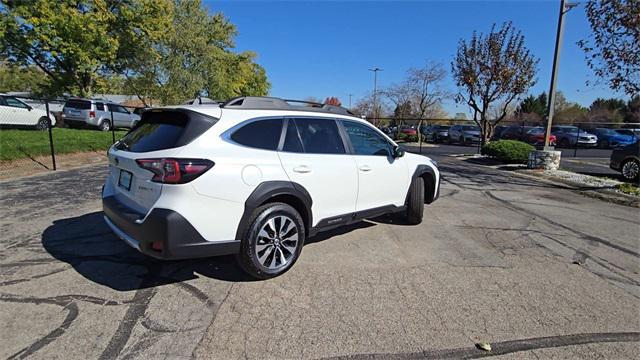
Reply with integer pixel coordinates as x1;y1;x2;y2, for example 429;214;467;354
136;158;214;184
89;110;96;118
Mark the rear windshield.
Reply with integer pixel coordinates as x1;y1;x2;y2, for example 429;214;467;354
116;111;188;152
114;109;217;152
65;99;91;110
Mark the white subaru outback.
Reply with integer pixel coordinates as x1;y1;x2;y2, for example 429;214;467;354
103;97;440;279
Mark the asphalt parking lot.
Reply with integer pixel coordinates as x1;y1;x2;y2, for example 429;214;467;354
1;154;638;359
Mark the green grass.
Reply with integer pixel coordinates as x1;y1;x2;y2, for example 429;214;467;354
0;128;127;161
617;182;640;196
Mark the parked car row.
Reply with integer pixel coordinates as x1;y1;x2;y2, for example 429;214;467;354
494;125;637;149
0;94;143;131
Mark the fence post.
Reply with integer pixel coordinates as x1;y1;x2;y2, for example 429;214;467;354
110;108;116;143
45;100;57;171
573;125;578;158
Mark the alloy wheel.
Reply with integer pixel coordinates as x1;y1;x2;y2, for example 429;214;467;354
255;215;299;270
621;160;639;181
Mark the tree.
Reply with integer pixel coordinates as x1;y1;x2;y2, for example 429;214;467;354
324;97;342;106
1;0;170;97
555;104;588;124
586;97;626;123
351;93;389;122
516;93;547;119
382;62;448;139
1;0;270;104
451;22;538;143
578;0;640;96
624;95;640;123
0;61;48;93
515;91;569;122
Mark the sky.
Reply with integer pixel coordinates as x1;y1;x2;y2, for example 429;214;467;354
206;0;625;116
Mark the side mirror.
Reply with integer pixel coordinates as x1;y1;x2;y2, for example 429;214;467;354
27;105;32;111
392;145;405;158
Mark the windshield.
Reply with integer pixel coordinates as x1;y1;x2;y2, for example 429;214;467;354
598;128;617;135
461;125;479;131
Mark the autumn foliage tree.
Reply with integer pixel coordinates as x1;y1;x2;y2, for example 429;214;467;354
324;97;342;106
452;22;538;144
578;0;639;96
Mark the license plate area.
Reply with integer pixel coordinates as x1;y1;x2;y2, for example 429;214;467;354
118;170;133;191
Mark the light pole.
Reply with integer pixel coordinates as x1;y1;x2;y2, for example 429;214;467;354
348;93;353;109
368;67;382;125
544;0;578;149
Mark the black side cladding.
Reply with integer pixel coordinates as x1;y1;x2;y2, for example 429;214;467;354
117;108;218;152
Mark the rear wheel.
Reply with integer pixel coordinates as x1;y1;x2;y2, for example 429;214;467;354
559;138;570;148
621;159;639;182
237;203;305;279
405;177;424;225
99;119;111;132
35;117;49;130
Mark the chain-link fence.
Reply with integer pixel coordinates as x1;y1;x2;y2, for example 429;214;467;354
368;117;640;157
0;95;145;177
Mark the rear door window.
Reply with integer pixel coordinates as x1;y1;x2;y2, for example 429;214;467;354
95;102;105;111
231;118;283;150
65;99;91;110
292;118;345;154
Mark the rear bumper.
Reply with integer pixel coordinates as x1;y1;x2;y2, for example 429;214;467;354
102;195;240;260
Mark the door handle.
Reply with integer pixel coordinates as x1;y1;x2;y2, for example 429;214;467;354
359;165;372;172
293;165;311;173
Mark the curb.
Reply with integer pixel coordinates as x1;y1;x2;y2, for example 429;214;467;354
508;169;640;208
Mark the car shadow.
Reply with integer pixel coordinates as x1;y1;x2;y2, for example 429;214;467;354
42;211;384;290
41;212;258;291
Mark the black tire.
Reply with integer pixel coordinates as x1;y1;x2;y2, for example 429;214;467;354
599;140;609;149
35;117;49;130
236;202;305;279
99;119;111;132
405;177;425;225
559;138;570;148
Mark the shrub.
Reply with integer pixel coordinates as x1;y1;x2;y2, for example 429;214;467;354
481;140;534;163
396;133;408;141
405;135;418;142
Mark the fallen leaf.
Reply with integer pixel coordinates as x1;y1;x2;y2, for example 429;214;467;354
476;342;492;351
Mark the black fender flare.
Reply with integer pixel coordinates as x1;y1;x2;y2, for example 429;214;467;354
406;164;439;204
235;181;313;240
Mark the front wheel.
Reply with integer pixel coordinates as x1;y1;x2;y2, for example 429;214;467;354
405;177;425;225
621;159;639;182
237;203;305;279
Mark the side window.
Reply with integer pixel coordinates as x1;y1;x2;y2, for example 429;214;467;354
292;118;345;154
342;121;392;156
0;96;7;106
5;97;28;108
282;119;304;153
231;118;284;150
95;102;105;111
117;105;129;114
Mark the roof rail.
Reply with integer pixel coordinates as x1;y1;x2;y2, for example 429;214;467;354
220;96;354;116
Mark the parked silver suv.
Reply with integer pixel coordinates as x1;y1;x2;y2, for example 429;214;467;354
62;98;140;131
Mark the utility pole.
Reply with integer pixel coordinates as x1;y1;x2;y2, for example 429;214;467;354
348;93;353;109
368;68;382;126
544;0;578;149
